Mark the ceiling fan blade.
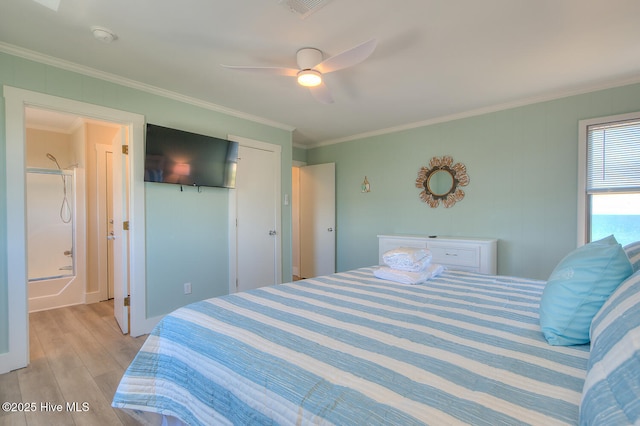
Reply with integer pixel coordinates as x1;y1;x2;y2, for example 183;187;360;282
315;39;377;74
33;0;60;11
221;65;299;77
309;82;334;104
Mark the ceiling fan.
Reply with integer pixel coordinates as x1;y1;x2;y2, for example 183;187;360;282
222;38;377;104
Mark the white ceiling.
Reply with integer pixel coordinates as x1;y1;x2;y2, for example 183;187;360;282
24;107;82;133
2;0;640;147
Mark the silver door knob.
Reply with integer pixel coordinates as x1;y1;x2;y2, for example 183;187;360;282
107;231;116;240
328;227;333;232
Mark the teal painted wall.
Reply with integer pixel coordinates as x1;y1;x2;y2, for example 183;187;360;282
307;82;640;280
144;184;231;317
0;52;292;353
293;146;307;163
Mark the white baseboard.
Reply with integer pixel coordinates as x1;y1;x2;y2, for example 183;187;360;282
85;291;104;304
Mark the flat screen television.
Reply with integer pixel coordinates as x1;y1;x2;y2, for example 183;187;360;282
144;123;238;189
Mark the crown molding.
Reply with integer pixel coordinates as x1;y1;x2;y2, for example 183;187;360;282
4;42;638;150
0;42;296;133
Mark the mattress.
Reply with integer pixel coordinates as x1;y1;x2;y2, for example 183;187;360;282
113;268;589;425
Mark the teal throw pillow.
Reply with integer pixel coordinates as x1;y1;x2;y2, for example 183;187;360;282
624;241;640;273
539;235;633;346
580;269;640;424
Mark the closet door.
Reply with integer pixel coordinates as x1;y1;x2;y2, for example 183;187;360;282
234;142;281;292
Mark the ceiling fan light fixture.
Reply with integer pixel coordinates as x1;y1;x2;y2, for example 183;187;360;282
297;69;322;87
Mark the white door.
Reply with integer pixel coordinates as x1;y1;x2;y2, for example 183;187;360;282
235;144;280;292
110;128;129;334
96;144;116;302
300;163;336;278
106;151;115;299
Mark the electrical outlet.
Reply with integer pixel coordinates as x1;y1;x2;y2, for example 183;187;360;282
183;282;192;294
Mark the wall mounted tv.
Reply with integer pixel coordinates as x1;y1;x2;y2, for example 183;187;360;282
144;123;239;189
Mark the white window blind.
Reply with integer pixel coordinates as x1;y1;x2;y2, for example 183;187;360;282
587;119;640;193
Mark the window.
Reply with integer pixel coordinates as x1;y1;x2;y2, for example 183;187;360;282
578;112;640;246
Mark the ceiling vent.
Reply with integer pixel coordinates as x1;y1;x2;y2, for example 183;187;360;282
278;0;333;19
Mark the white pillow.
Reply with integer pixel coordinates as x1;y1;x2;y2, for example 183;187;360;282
382;247;432;271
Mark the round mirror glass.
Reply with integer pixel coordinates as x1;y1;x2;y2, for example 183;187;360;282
427;170;454;196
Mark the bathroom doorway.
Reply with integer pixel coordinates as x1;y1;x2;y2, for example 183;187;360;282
24;107;123;314
3;86;148;373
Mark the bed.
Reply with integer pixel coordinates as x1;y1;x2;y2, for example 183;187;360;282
113;266;598;425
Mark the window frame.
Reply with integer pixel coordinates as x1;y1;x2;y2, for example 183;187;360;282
578;111;640;245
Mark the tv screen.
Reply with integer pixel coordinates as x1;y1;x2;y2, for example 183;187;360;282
144;124;238;189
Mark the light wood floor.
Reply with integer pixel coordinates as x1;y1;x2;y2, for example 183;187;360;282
0;301;147;426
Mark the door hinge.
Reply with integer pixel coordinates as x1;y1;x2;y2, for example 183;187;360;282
122;145;129;155
124;296;130;307
123;221;130;230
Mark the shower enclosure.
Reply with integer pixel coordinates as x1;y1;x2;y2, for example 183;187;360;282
26;165;75;281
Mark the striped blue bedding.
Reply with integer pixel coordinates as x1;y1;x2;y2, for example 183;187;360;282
113;268;589;425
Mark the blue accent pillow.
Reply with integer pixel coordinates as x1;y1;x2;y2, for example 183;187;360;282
624;241;640;273
539;235;633;346
580;269;640;425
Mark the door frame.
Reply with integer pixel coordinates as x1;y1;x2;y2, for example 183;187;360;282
227;135;282;294
2;86;148;373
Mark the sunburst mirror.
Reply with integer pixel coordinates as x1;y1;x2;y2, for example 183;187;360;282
416;156;469;208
